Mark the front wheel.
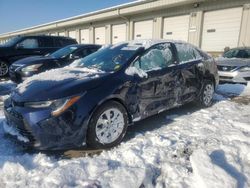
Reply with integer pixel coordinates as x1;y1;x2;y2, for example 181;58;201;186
0;60;9;77
197;80;214;107
87;101;128;149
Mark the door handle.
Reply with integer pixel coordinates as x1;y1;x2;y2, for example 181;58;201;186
34;50;41;53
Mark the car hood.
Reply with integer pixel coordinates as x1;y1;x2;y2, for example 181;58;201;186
12;67;110;102
13;56;56;66
216;57;250;67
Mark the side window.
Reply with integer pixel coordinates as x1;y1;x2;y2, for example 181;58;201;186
89;48;99;54
237;50;250;58
62;39;76;46
175;43;201;63
73;49;89;58
40;38;54;47
54;39;64;47
246;50;250;58
18;38;39;49
136;43;174;71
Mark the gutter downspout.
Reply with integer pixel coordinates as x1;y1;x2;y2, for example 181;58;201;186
117;8;130;40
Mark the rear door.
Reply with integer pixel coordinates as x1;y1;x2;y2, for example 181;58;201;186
39;37;57;55
174;43;203;102
132;43;182;118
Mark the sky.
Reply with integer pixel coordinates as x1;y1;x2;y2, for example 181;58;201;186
0;0;136;34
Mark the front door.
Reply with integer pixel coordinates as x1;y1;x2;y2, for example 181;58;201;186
12;37;42;61
131;43;182;119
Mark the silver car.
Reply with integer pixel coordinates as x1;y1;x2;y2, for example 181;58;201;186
216;47;250;84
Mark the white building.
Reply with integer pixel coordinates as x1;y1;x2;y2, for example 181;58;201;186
0;0;250;54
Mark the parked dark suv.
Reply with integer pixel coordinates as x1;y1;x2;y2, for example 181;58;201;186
0;35;77;78
3;40;219;150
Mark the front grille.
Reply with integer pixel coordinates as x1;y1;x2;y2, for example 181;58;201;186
10;65;21;71
8;108;23;119
11;99;24;107
16;125;36;143
244;77;250;81
5;108;35;144
217;65;238;72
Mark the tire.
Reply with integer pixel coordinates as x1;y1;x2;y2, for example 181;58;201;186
197;80;214;107
87;101;128;149
0;60;9;78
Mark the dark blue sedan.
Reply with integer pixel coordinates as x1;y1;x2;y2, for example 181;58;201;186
3;40;219;150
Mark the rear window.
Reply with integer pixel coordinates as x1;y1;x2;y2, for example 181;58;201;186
40;37;54;47
54;38;76;47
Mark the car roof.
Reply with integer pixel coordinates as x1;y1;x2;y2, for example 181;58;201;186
15;35;76;40
227;47;250;51
119;39;190;50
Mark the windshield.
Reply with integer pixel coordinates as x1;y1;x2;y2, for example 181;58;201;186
70;43;142;72
50;46;78;58
223;49;250;59
0;37;21;47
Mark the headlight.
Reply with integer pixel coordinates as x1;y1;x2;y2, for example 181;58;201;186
24;95;82;116
21;64;43;72
239;66;250;72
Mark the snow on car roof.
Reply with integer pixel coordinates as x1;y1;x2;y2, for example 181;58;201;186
125;39;186;49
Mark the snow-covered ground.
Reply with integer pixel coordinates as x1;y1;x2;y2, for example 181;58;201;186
0;81;250;187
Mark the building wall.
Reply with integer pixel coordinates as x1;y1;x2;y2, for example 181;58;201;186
0;0;250;53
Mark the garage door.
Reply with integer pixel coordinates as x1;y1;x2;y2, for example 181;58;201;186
112;24;126;44
201;8;242;52
58;32;65;37
68;30;77;40
94;27;106;45
80;29;90;44
163;15;189;41
134;20;153;39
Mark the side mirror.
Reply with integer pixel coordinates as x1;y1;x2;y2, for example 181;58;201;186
125;66;148;79
15;43;24;49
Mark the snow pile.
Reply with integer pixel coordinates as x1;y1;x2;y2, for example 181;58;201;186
0;83;249;187
2;121;29;143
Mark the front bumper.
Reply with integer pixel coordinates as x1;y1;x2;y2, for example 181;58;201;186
218;70;250;84
3;99;88;151
9;70;32;84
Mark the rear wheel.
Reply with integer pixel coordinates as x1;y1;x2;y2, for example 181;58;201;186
87;101;128;149
197;80;214;107
0;60;9;77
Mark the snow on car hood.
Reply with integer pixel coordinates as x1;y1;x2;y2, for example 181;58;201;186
216;57;250;67
13;67;108;102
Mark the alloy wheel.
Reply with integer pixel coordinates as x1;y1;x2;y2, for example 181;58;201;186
203;84;214;106
0;61;8;76
95;108;125;144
